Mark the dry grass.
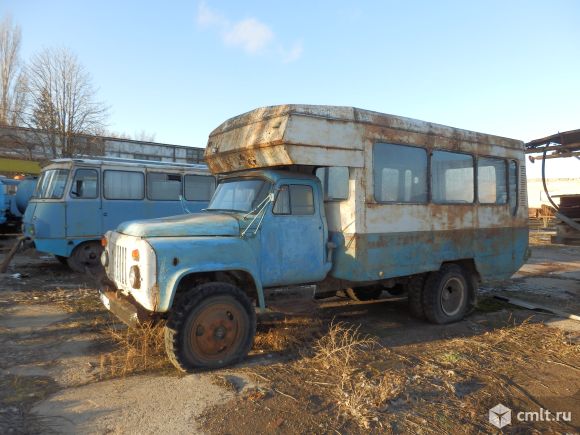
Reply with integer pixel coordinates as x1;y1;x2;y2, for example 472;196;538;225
254;316;323;353
99;321;172;378
262;319;579;432
303;321;406;429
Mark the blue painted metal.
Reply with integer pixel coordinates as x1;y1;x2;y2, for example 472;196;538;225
118;170;332;311
23;159;213;258
104;169;529;314
0;178;23;226
329;227;528;282
118;212;239;237
148;236;263;311
14;178;37;214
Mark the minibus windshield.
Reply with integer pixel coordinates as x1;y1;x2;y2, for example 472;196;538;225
207;179;271;213
34;169;69;199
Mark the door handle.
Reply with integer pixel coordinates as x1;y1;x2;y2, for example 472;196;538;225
103;212;108;216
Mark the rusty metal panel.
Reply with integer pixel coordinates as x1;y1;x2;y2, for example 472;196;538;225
205;105;524;174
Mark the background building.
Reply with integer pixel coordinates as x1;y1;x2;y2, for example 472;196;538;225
0;125;205;174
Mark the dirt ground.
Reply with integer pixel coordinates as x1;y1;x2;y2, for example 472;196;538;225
0;231;578;434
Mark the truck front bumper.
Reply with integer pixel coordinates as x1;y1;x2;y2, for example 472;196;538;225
99;279;155;328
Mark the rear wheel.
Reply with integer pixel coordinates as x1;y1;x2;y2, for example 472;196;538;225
346;286;383;301
164;282;256;371
422;264;470;324
407;275;426;319
67;241;103;274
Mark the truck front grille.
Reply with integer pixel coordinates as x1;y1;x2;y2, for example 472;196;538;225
114;245;127;286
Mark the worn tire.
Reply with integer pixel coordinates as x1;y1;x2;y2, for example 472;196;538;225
67;241;103;274
346;286;383;301
407;275;426;319
422;264;470;324
164;282;256;372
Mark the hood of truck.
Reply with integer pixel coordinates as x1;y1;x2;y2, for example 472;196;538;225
116;212;240;238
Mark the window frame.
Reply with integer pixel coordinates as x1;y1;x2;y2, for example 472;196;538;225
475;155;509;206
103;169;145;200
183;174;216;202
430;150;475;205
69;168;99;200
315;166;350;202
146;171;183;201
372;142;429;204
272;183;316;216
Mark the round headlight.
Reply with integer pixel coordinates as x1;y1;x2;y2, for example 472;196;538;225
101;250;109;267
129;265;141;289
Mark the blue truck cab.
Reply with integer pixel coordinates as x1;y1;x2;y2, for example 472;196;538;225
100;105;529;371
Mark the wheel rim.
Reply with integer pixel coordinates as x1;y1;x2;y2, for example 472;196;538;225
188;298;247;364
79;243;101;266
439;277;466;316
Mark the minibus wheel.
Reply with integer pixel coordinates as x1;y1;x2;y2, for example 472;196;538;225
422;264;469;324
67;241;103;274
164;282;256;371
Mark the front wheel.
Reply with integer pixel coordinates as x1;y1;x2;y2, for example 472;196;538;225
422;264;470;324
67;241;103;274
164;282;256;371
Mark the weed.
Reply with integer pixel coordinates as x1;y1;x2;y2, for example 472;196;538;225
99;321;171;378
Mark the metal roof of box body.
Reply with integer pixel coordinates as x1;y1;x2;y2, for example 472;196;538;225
206;105;523;174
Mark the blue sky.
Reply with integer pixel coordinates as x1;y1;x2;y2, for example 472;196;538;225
2;0;579;177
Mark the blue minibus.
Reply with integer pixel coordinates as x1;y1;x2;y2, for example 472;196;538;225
22;157;215;272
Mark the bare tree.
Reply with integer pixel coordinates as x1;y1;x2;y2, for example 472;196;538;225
25;47;108;157
133;130;156;142
0;16;27;126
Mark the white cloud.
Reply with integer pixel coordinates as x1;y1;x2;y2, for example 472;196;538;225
196;1;302;62
197;0;228;28
223;18;274;54
281;41;303;64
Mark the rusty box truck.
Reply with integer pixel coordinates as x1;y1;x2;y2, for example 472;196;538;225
98;105;529;371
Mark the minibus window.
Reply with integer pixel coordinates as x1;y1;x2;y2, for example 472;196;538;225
147;173;182;200
373;143;427;203
508;161;518;215
477;157;507;204
35;169;69;199
432;151;474;203
184;175;215;201
104;171;144;200
70;169;98;199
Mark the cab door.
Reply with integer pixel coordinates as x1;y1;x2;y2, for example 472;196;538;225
259;182;327;287
66;167;102;239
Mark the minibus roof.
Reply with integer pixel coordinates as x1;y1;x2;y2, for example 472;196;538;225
43;156;209;172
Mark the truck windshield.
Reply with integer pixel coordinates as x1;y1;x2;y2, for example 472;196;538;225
34;169;69;199
207;179;271;213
